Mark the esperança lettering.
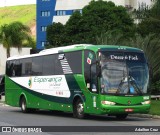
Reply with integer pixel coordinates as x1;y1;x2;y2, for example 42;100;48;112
34;77;62;83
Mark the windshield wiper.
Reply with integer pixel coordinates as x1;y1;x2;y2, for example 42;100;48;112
117;75;143;95
129;77;142;95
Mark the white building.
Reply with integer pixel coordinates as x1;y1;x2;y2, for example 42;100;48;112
53;0;153;24
37;0;153;49
0;45;31;74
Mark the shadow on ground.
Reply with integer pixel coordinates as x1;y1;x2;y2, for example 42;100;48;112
9;108;150;122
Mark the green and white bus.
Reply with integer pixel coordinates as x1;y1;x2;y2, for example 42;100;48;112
5;44;151;119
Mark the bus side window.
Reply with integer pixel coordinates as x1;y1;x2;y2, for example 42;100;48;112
10;61;15;77
64;51;82;74
22;58;32;76
6;60;16;77
55;54;64;75
42;55;55;75
32;57;43;76
15;60;22;77
6;61;11;77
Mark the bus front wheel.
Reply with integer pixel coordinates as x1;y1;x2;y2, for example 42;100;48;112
73;99;85;119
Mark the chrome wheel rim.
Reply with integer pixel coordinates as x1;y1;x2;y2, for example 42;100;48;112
77;102;83;115
22;101;25;111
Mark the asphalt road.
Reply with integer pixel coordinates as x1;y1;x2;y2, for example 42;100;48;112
0;105;160;135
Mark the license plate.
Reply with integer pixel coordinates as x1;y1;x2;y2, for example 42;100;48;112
125;108;133;112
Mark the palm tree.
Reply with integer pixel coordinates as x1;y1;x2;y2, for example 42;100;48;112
127;34;160;76
0;21;33;58
150;0;160;19
96;30;126;45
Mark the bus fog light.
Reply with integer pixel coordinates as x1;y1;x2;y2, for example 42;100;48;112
101;101;116;105
141;100;151;105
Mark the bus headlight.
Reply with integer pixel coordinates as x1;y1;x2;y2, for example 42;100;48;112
141;100;151;105
101;101;116;105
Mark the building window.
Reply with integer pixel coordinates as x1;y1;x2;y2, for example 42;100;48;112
73;9;82;14
41;41;49;47
56;10;66;16
41;26;47;32
41;11;50;17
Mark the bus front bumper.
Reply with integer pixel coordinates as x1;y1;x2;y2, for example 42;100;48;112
100;104;150;114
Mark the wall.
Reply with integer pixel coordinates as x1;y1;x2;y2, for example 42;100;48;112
0;45;31;74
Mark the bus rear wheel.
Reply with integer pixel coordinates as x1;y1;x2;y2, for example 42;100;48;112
116;114;128;120
73;99;85;119
20;97;29;113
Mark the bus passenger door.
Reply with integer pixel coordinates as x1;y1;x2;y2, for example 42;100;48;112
84;50;99;113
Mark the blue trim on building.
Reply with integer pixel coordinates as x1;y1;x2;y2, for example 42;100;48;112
36;0;56;49
36;0;83;49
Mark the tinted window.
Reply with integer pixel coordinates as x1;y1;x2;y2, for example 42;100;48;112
43;55;55;75
6;61;11;76
64;51;82;74
22;58;32;76
10;60;16;77
55;54;64;75
32;57;43;76
14;60;22;76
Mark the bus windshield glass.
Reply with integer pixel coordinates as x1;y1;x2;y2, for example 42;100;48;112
100;51;149;95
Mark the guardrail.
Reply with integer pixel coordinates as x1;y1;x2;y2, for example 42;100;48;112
151;95;160;100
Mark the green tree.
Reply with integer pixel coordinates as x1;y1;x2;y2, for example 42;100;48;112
68;0;135;44
128;34;160;77
65;11;86;44
0;21;33;57
136;0;160;36
46;22;66;47
96;30;127;45
46;0;135;47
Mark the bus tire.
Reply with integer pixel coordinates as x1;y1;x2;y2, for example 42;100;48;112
20;97;29;113
73;98;85;119
116;114;128;120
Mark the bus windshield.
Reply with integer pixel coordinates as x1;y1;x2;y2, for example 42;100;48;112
100;51;149;95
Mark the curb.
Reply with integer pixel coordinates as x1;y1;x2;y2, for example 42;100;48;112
0;102;9;107
129;114;160;119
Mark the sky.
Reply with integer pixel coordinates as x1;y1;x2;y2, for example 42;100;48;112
0;0;36;7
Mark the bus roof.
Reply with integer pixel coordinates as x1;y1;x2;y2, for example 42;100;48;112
7;44;143;61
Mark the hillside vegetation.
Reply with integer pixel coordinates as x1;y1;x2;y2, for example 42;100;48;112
0;4;36;36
